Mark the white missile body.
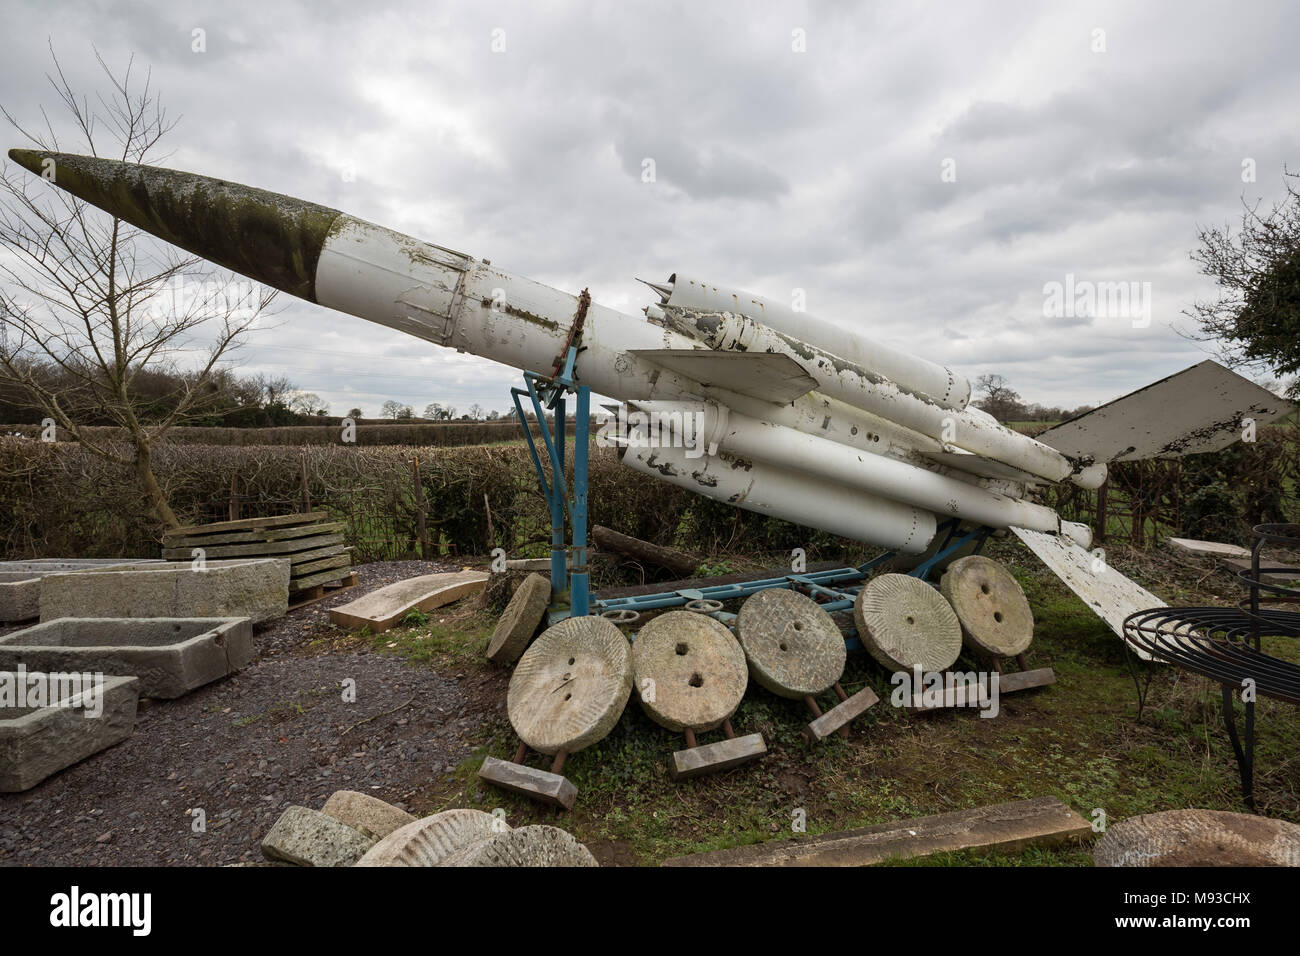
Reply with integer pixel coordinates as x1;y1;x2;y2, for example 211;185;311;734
662;274;973;411
630;401;1065;536
9;150;1291;594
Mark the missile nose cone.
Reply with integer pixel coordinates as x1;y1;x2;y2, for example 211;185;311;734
7;147;48;175
5;149;345;303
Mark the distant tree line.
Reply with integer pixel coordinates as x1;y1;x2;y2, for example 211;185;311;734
971;373;1096;423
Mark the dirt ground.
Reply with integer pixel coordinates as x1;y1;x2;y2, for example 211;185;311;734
0;560;507;867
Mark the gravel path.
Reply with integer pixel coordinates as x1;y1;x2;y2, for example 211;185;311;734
0;560;505;867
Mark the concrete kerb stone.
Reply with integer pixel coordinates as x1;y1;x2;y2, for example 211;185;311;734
320;790;416;839
0;673;140;792
0;618;254;699
0;559;164;624
39;558;290;625
261;806;377;866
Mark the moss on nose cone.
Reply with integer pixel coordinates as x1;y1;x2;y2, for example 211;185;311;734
7;148;343;303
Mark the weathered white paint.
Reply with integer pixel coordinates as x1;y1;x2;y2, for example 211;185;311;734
621;440;937;554
664;273;972;411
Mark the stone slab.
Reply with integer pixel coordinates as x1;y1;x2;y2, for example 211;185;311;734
261;805;376;866
478;755;578;810
907;668;1055;710
670;732;767;781
0;673;139;791
0;560;163;623
662;796;1090;866
0;618;254;699
1220;556;1300;584
329;571;489;633
39;559;289;624
321;790;416;839
803;686;879;742
1165;537;1251;560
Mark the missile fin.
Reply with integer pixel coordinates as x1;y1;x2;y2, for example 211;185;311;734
1037;360;1295;464
628;349;818;404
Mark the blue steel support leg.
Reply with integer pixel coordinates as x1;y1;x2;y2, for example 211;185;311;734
550;395;567;602
571;387;590;616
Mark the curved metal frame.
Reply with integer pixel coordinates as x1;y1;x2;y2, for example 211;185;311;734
1121;524;1300;809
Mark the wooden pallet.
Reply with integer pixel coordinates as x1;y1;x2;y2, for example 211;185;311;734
288;571;359;609
163;512;352;594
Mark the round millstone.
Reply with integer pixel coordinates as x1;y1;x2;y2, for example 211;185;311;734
486;572;551;664
354;809;505;867
1094;809;1300;867
938;556;1034;658
736;589;846;698
854;574;962;673
631;610;748;732
506;615;633;755
441;825;598;867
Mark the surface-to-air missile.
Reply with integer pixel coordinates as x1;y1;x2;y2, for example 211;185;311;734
6;148;1295;638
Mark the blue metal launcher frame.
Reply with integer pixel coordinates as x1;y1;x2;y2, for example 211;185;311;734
511;345;590;620
511;359;992;643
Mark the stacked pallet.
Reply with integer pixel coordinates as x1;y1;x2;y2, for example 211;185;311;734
161;512;352;594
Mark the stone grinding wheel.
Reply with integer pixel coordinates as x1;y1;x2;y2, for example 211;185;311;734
442;824;599;867
854;573;962;673
1094;809;1300;867
354;809;504;867
736;589;846;699
939;555;1034;658
486;572;551;664
631;610;748;733
506;615;633;755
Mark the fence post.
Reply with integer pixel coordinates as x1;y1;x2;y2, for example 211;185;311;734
299;452;311;514
411;455;429;559
1094;478;1108;545
228;471;240;522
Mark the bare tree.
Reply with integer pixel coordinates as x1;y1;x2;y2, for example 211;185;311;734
0;48;276;527
972;373;1025;422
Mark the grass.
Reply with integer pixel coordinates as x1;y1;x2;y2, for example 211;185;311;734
329;536;1300;866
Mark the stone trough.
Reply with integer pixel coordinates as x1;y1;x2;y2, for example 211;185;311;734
0;559;163;623
0;673;140;792
0;618;254;699
39;558;290;624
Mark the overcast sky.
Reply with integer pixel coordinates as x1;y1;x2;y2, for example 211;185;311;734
3;0;1298;416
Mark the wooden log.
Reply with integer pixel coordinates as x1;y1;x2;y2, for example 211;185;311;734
662;796;1090;867
592;525;698;577
477;756;577;810
803;686;879;742
670;733;766;780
